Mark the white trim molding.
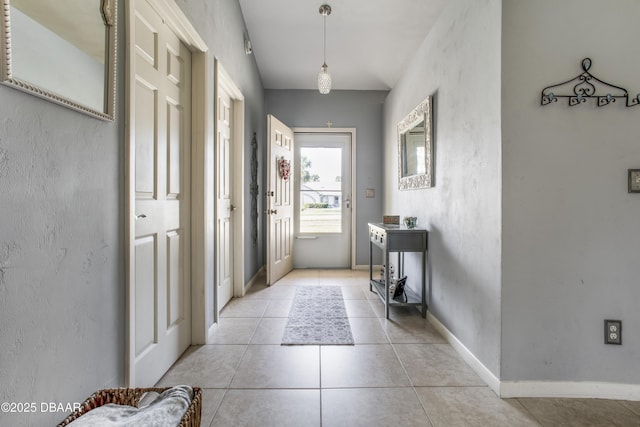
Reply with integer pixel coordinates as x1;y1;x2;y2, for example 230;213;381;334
244;266;266;294
500;381;640;401
214;59;245;308
291;127;357;269
428;312;640;401
428;312;501;394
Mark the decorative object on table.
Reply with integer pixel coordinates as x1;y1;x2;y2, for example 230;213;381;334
392;276;407;301
403;216;417;229
380;264;386;282
398;95;434;190
382;215;400;225
629;169;640;193
541;58;640;108
282;286;354;345
380;264;394;284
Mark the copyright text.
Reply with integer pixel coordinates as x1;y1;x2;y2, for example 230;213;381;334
1;402;81;413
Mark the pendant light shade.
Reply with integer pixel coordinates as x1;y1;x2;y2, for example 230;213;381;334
318;63;332;94
318;5;332;94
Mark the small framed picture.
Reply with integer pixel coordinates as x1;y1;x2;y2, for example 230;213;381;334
629;169;640;193
382;215;400;225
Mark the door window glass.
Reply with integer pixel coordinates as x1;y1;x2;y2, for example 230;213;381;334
299;147;342;233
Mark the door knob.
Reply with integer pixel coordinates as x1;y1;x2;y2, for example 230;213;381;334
264;209;277;215
265;191;274;197
230;204;237;212
136;214;147;219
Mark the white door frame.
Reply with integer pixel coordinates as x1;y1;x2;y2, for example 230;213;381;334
212;60;245;327
292;127;357;269
125;0;211;385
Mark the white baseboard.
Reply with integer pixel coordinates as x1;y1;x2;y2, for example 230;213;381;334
206;321;219;343
428;312;640;401
354;264;381;271
500;381;640;401
244;265;265;294
427;312;501;395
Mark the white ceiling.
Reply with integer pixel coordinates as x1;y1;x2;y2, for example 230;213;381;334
238;0;447;91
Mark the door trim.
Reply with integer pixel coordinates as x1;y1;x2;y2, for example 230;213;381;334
292;127;357;269
125;0;210;386
212;60;245;326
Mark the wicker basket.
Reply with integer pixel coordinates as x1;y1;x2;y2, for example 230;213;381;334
56;387;202;427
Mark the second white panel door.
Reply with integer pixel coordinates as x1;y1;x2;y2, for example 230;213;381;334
216;77;234;310
293;132;351;268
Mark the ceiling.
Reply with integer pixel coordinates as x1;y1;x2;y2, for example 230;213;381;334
238;0;447;91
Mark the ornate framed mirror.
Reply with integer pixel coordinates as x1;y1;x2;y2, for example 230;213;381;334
0;0;118;121
398;95;433;190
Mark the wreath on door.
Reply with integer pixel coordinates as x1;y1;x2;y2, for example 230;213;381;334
279;157;291;181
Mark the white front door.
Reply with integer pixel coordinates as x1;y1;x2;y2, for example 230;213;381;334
294;132;352;268
127;0;192;386
266;115;295;285
216;78;234;310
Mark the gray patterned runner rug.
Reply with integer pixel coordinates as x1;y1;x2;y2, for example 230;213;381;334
282;286;354;345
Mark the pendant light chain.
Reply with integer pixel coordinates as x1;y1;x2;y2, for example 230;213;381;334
323;11;327;65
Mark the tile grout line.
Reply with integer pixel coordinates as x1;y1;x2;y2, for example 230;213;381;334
221;289;270;393
387;339;436;425
511;398;545;427
377;299;438;426
206;388;229;427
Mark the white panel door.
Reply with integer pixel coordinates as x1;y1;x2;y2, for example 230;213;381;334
266;115;294;285
216;82;234;309
293;133;352;268
130;0;192;387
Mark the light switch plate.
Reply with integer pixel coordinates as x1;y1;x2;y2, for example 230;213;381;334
365;188;375;198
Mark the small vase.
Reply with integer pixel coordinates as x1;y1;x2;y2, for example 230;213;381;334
403;216;417;229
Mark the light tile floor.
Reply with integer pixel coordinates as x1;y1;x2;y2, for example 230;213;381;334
157;269;640;426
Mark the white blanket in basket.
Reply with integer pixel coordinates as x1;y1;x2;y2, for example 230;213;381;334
68;385;193;427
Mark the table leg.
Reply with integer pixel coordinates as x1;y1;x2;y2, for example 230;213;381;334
384;249;390;319
421;250;426;318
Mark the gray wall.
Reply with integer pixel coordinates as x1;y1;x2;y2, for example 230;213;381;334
0;4;125;425
0;1;264;425
501;0;640;383
265;89;388;266
175;0;266;283
383;0;503;375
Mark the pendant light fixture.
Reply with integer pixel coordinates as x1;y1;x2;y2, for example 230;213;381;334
317;4;332;94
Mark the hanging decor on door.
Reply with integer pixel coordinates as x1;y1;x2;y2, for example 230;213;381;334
250;132;259;247
279;157;291;181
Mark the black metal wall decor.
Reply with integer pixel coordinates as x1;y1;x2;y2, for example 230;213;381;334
250;132;259;247
541;58;640;108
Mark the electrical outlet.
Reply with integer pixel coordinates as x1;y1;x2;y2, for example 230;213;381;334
604;320;622;345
